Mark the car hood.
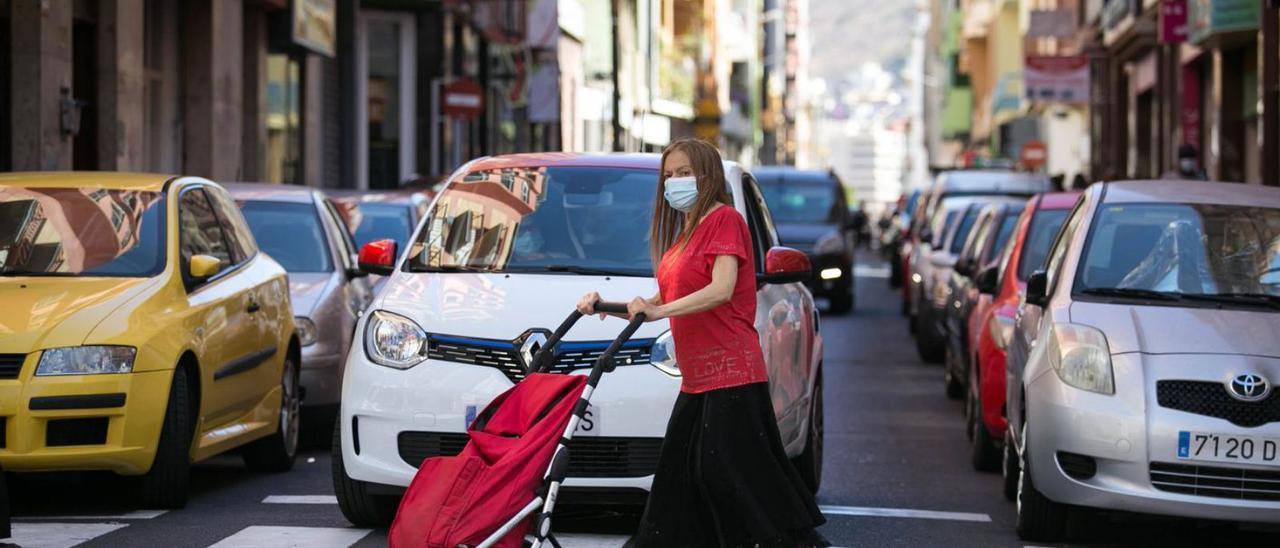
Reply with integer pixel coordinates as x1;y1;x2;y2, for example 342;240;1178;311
288;272;334;317
375;273;669;341
1069;301;1280;358
775;223;836;248
0;276;162;354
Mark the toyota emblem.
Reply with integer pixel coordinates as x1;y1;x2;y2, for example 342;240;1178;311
1228;374;1270;402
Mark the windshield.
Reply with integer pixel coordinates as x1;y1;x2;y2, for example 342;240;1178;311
353;203;412;248
759;182;837;224
1016;208;1069;281
404;166;657;276
989;212;1020;262
1076;203;1280;297
0;187;166;277
239;201;332;273
949;208;981;255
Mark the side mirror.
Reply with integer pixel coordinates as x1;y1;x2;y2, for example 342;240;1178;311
189;254;221;279
358;239;399;276
346;253;368;279
976;265;999;295
758;246;811;285
1026;270;1049;307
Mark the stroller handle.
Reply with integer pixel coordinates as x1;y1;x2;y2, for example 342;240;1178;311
532;302;646;375
591;301;631;315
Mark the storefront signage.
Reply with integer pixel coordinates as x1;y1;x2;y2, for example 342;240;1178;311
292;0;335;57
1024;56;1090;104
1101;0;1135;31
1188;0;1260;44
1159;0;1188;43
443;79;484;120
1028;10;1076;38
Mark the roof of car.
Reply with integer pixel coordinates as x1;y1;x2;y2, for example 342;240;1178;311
0;171;176;192
938;194;1026;212
326;189;428;205
933;170;1052;194
1101;180;1280;207
1038;191;1081;210
458;152;662;173
222;182;318;204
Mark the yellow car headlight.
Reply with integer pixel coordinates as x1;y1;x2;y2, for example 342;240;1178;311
36;346;136;376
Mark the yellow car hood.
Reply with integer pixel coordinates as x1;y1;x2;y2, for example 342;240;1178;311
0;277;160;354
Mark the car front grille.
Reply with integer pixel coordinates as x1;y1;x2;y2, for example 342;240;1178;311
1156;380;1280;428
398;431;663;478
1150;461;1280;501
0;354;25;379
426;335;654;383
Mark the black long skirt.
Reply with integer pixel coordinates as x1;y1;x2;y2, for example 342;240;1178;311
627;382;827;548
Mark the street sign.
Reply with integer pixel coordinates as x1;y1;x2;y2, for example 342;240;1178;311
1020;140;1048;170
443;79;484;120
1160;0;1188;44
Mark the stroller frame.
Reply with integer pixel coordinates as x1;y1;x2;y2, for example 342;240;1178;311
476;302;645;548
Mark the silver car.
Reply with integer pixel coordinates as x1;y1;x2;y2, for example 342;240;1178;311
1005;180;1280;541
227;184;374;417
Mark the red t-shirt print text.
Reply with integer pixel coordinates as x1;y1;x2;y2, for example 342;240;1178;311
656;206;769;394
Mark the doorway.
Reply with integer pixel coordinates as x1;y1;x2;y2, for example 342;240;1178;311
357;10;416;190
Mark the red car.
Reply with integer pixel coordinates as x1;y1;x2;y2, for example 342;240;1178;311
964;192;1078;478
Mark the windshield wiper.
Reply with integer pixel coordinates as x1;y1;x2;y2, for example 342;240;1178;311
1180;293;1280;310
410;265;488;273
1080;287;1184;301
501;264;644;277
0;269;75;277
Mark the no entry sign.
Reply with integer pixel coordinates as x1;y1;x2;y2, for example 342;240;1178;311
443;79;484;120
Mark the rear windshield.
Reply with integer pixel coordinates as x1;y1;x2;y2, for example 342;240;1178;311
1016;208;1070;281
0;187;167;277
239;201;333;273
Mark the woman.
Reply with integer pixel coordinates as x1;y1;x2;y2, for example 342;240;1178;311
577;139;826;547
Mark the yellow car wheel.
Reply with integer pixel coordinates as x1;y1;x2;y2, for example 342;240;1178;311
242;354;300;472
138;366;193;509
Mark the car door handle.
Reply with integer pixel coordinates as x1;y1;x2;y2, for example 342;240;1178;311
246;301;261;314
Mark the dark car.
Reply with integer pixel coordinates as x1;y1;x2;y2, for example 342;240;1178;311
942;201;1024;399
328;189;433;294
754;167;856;314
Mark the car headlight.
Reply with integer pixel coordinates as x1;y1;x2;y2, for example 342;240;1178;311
815;232;843;255
295;316;318;347
1046;323;1114;395
649;331;680;377
989;314;1015;350
364;310;427;369
36;346;136;376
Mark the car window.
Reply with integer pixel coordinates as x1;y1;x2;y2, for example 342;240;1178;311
986;211;1021;264
948;207;981;255
323;199;359;270
353;203;414;248
740;179;774;272
205;186;256;264
239;201;333;273
179;187;233;274
1042;197;1088;294
757;178;838;224
745;175;780;247
1016;208;1071;281
960;212;993;264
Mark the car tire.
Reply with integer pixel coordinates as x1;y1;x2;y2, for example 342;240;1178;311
829;290;854;315
1002;427;1020;502
1016;421;1069;542
944;347;964;399
138;366;193;509
332;420;399;527
967;388;1000;472
243;353;300;473
793;371;824;495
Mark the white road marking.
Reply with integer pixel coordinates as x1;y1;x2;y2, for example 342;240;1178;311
15;509;168;520
207;526;372;548
7;522;129;548
536;534;629;547
819;504;992;523
262;495;339;504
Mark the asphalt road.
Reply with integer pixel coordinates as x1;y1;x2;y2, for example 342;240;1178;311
4;251;1279;547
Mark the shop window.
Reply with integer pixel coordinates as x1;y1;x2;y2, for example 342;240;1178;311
266;54;302;184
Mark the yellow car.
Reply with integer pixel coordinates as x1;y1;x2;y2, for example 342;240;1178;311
0;172;301;508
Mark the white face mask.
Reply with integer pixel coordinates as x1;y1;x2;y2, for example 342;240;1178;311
663;176;699;212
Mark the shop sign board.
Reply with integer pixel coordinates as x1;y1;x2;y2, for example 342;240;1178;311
1024;56;1090;104
1188;0;1260;44
1028;10;1076;38
1159;0;1189;43
443;79;484;120
292;0;335;57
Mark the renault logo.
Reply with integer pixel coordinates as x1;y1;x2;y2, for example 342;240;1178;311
1228;374;1270;402
518;330;551;371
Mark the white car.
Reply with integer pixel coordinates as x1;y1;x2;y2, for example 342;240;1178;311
331;153;825;526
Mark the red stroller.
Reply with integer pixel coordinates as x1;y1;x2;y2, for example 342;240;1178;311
389;302;645;548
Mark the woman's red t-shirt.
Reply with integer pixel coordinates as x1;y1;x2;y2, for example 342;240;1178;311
656;205;768;394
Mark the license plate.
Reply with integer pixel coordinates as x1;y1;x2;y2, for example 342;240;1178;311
576;405;600;435
1177;431;1280;466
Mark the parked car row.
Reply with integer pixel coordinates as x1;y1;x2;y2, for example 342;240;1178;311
0;157;830;527
896;173;1280;541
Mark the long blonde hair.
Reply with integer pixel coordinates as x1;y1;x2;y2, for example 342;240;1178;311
649;139;733;268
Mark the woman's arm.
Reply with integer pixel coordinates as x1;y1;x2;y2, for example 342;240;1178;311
631;255;737;321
